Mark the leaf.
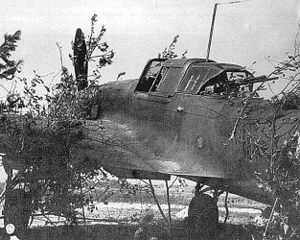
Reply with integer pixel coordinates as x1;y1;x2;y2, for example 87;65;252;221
45;86;50;92
283;223;289;235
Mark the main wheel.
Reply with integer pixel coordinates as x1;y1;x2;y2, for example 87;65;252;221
187;193;219;236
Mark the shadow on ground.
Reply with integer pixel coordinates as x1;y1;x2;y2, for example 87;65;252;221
0;222;263;240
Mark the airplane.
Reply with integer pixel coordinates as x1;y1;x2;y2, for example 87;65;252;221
74;53;299;232
68;13;300;233
1;10;299;238
70;9;298;227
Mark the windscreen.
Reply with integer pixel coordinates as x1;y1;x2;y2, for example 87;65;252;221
135;59;166;92
178;65;221;94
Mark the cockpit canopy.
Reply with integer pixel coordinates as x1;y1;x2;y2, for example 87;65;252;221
135;58;254;97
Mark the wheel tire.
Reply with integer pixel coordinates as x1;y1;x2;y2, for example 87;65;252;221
187;193;219;237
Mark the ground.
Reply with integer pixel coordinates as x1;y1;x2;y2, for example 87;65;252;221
0;180;268;239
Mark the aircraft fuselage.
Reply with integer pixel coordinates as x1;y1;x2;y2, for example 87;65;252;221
86;58;299;204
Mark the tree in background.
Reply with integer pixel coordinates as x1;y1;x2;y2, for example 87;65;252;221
257;51;300;240
0;30;23;80
230;27;300;239
0;15;114;237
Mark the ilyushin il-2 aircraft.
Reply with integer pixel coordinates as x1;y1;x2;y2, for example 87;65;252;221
2;5;298;237
72;8;299;231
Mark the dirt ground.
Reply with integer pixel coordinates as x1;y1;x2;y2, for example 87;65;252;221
0;221;264;240
0;181;268;239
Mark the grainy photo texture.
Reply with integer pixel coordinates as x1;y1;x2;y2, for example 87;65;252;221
0;1;299;239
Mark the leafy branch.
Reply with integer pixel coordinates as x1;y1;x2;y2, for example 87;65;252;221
158;35;188;59
0;30;23;80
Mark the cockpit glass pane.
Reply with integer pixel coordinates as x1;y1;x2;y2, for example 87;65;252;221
227;71;252;92
146;61;163;78
135;59;165;92
150;67;169;92
178;66;210;94
226;72;248;83
198;70;253;95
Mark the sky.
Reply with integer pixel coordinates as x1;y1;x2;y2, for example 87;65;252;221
0;0;299;97
0;0;299;180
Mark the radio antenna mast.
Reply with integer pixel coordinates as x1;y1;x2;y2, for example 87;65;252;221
205;1;249;62
206;3;218;62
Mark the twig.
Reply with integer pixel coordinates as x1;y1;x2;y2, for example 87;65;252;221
80;174;86;223
82;179;101;195
263;197;278;237
76;217;121;223
269;105;281;176
223;191;229;224
90;54;105;59
41;213;57;226
148;180;168;223
140;179;150;186
49;69;62;86
56;42;64;69
165;180;172;223
286;226;300;240
229;101;248;141
228;70;279;141
0;84;10;93
168;177;178;189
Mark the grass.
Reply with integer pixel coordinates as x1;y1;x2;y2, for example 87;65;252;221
0;179;268;239
0;221;263;240
92;180;267;210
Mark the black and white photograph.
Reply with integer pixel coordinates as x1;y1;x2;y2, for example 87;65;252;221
0;0;299;239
